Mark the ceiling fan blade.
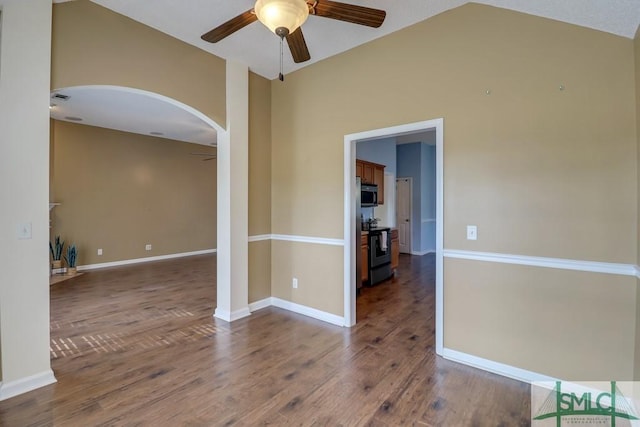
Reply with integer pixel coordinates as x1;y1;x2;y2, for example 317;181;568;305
201;10;257;43
309;0;386;28
286;28;311;63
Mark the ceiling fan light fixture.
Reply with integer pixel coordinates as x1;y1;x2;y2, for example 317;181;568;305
254;0;309;36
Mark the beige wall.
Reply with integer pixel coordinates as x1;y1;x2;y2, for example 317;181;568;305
445;258;636;380
0;0;53;389
635;27;640;380
271;241;344;315
249;73;272;236
249;241;272;303
248;72;272;302
50;0;226;266
51;121;216;266
52;0;226;128
271;4;638;379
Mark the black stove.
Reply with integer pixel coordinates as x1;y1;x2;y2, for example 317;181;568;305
367;227;392;285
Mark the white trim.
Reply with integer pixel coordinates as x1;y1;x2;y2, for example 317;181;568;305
214;306;251;322
434;120;444;356
0;370;57;401
442;355;640;416
444;249;637;277
421;218;436;223
442;348;557;384
76;249;217;272
271;297;345;327
411;250;435;256
248;297;272;312
271;234;344;246
246;297;345;326
248;234;345;246
344;137;357;327
248;234;271;242
344;118;444;350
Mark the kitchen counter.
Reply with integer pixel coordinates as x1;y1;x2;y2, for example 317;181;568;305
361;226;391;234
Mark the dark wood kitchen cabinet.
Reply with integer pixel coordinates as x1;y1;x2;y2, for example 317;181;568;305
355;159;385;205
362;162;374;184
361;233;368;284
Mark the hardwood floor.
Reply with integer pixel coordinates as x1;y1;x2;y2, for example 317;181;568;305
0;253;530;426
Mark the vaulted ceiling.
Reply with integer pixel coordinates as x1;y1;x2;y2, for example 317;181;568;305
47;0;640;145
87;0;640;80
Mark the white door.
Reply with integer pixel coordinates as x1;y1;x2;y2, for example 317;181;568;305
396;178;412;254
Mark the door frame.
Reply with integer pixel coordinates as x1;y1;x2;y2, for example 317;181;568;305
395;177;413;254
343;118;444;356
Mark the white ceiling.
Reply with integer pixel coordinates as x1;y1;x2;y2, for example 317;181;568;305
88;0;640;80
46;0;640;145
50;86;218;146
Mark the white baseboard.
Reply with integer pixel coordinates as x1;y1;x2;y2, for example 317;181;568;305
213;306;251;322
217;297;343;327
411;250;435;256
271;297;345;326
249;298;272;312
0;370;56;401
77;249;216;272
441;347;557;384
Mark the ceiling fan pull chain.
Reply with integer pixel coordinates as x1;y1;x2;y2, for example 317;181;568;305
279;35;284;82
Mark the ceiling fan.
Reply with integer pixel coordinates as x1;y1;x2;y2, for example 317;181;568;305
201;0;386;80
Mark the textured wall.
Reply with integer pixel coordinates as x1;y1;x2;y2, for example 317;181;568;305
51;0;226;128
0;0;54;391
51;122;216;266
248;72;272;303
271;4;637;379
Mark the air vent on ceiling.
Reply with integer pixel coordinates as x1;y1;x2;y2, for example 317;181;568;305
64;116;83;122
52;93;70;101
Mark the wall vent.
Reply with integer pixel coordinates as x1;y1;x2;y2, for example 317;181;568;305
52;93;70;101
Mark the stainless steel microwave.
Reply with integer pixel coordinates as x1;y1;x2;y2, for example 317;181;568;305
361;183;378;207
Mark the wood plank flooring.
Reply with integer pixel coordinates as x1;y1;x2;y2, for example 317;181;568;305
0;254;531;426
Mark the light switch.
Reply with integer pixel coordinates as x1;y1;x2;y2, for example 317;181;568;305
18;222;32;240
466;225;477;241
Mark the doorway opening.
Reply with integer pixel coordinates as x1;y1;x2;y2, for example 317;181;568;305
343;118;444;355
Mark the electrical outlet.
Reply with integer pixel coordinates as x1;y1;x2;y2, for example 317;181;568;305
145;244;152;251
466;225;477;241
97;248;103;256
292;277;298;289
17;222;32;240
